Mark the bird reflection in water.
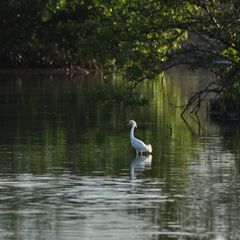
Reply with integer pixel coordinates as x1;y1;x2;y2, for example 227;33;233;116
130;155;152;178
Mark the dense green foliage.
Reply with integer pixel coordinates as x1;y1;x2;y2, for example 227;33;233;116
0;0;105;67
1;0;240;111
0;1;173;68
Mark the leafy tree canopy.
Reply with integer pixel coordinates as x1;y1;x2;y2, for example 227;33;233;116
1;0;240;112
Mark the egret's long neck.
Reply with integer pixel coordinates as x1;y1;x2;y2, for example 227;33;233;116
130;125;135;140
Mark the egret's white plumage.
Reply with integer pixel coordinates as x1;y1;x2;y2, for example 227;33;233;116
128;120;152;155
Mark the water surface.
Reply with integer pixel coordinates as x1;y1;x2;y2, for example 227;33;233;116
0;69;240;240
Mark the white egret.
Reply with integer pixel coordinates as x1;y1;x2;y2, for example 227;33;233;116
128;120;152;155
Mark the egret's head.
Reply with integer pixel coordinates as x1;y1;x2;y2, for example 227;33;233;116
128;120;137;127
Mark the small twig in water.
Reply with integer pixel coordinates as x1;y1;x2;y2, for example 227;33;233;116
165;124;173;136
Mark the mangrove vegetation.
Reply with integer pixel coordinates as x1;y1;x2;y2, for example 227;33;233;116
1;0;240;114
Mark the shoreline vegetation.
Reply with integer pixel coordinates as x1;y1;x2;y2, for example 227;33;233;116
0;62;102;78
209;97;240;120
1;1;240;118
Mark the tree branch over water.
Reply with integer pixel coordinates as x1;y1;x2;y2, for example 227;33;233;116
116;0;240;114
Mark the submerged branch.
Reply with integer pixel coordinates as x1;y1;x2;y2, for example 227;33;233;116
181;63;240;116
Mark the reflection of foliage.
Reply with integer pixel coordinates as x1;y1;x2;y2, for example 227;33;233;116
94;84;149;106
0;69;203;176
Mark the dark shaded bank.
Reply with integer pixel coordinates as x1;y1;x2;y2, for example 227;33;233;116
0;63;102;78
209;97;240;120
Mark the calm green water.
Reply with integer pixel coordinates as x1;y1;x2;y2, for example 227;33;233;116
0;69;240;240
